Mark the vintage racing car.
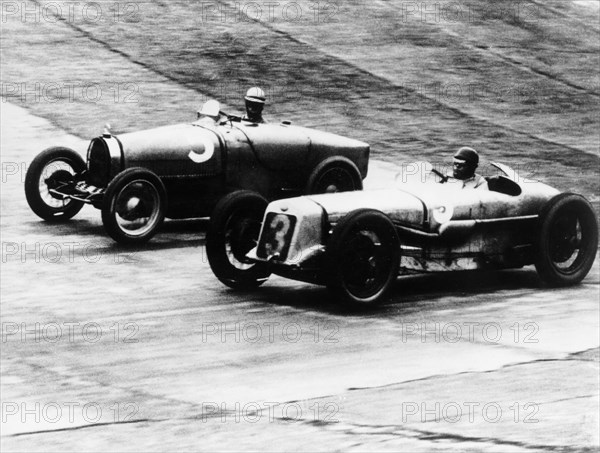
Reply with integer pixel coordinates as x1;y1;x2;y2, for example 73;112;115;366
206;162;598;306
25;101;369;244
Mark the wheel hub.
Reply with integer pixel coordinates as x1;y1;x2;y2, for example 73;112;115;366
45;169;74;200
550;215;579;262
226;216;259;266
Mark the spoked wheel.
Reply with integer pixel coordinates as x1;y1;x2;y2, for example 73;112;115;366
24;147;85;221
101;168;167;244
326;209;400;307
206;190;271;289
306;157;363;194
535;193;598;286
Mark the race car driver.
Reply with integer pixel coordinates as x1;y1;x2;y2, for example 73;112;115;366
243;87;267;124
449;147;488;190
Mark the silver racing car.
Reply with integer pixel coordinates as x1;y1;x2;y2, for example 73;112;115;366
206;162;598;307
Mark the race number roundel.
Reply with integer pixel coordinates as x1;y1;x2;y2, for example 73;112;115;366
188;135;215;164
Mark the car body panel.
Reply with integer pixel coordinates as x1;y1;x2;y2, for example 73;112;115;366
120;123;223;178
232;122;311;172
304;189;426;227
248;163;562;279
301;176;558;229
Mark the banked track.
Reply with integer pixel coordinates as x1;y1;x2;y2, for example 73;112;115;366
211;0;599;158
29;0;600;163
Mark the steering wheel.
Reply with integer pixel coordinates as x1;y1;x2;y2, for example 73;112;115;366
431;168;449;183
219;110;242;124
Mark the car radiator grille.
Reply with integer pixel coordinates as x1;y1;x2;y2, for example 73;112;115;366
86;138;111;187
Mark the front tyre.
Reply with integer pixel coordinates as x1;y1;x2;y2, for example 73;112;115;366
326;209;400;307
206;190;271;289
306;157;363;194
101;168;167;245
534;193;598;286
24;147;85;221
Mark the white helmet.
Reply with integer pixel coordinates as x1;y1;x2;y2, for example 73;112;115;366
198;99;221;118
244;87;266;104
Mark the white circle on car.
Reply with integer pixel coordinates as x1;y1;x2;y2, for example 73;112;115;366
433;204;454;224
188;135;215;164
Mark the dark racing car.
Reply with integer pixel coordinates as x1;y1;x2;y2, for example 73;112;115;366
24;101;369;244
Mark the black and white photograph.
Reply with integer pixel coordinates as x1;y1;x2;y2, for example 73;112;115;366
1;0;599;451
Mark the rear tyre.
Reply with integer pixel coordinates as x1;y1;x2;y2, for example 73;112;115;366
206;190;271;289
24;147;85;221
101;168;167;244
306;157;363;194
326;209;400;307
534;193;598;286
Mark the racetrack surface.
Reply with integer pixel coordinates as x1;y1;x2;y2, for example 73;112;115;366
1;102;599;452
1;0;600;451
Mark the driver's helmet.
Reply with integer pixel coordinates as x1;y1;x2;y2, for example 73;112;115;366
454;147;479;166
198;99;221;119
244;87;266;104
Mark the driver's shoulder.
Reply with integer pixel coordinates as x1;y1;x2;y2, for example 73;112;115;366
473;174;488;189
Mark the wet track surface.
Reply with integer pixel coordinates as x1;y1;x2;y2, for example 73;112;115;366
1;103;599;451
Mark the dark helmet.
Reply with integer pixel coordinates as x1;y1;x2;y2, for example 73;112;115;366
454;147;479;166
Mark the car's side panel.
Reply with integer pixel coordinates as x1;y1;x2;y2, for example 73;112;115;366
221;124;272;196
446;188;558;221
236;123;370;181
305;189;426;228
390;182;556;272
401;216;539;272
119;124;223;178
397;181;558;231
235;123;311;172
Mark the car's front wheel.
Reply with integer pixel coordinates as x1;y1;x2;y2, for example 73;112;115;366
326;209;400;307
534;193;598;286
24;147;85;221
206;190;271;289
101;168;167;244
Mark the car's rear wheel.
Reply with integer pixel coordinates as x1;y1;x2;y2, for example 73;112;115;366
24;147;85;221
534;193;598;286
101;168;167;244
306;157;363;194
206;190;271;289
326;209;400;307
